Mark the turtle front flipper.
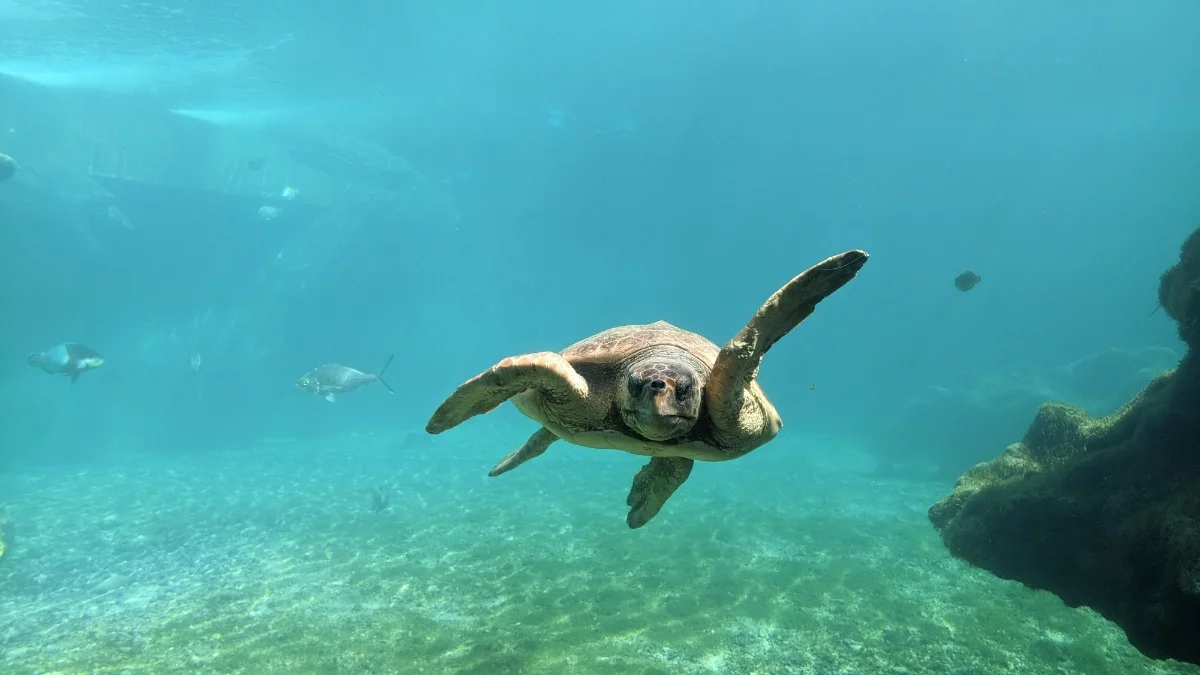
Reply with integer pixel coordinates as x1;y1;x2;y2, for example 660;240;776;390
626;456;694;529
489;427;559;476
707;250;869;446
426;352;589;434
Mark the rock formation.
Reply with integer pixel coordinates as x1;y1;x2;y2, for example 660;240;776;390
929;227;1200;666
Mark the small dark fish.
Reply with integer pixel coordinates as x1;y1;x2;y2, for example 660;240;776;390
247;157;266;170
27;342;105;383
296;355;395;402
954;271;982;292
371;485;390;513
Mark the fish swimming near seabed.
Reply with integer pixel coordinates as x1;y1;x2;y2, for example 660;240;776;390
371;485;390;513
27;342;105;383
296;355;396;402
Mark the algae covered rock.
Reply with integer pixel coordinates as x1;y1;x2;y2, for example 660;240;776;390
929;227;1200;666
1159;228;1200;348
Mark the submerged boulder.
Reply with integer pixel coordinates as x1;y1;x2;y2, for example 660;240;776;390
929;226;1200;666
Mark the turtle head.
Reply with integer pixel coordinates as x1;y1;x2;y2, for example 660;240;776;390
619;350;705;441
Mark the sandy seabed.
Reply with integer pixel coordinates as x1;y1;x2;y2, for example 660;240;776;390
1;430;1196;675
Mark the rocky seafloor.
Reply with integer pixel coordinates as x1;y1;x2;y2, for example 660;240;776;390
1;430;1197;675
929;225;1200;666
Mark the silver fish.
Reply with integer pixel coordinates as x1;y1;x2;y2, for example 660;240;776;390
296;355;395;402
0;152;18;181
27;342;105;383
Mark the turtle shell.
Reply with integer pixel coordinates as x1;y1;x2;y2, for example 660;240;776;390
560;320;720;369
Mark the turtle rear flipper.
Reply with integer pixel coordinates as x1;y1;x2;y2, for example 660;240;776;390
426;352;589;434
707;250;868;445
489;426;558;476
626;456;694;529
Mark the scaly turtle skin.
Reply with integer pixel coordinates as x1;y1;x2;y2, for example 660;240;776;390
426;250;869;528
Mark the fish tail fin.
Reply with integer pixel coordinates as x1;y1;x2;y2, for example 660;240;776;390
376;354;396;394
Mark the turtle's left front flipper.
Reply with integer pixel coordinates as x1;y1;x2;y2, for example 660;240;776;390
706;250;868;437
626;456;694;529
426;352;589;434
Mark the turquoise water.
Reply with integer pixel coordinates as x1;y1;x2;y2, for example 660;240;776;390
3;1;1200;673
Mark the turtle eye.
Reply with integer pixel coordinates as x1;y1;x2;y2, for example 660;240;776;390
628;377;644;396
675;380;692;400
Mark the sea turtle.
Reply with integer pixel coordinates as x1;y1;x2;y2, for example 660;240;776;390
425;249;869;528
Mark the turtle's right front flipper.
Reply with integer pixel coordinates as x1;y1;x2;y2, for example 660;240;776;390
426;352;589;434
707;250;868;438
